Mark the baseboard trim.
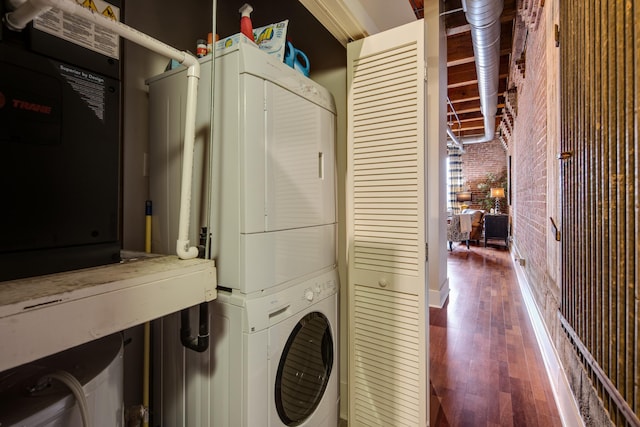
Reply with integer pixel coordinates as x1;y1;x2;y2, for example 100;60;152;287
429;276;449;308
510;249;584;427
340;380;348;421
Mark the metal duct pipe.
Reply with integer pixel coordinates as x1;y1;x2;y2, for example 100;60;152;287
451;0;503;145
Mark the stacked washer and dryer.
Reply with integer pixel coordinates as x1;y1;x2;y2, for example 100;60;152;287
147;39;339;427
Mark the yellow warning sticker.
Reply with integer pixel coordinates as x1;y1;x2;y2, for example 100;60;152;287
81;0;98;12
102;6;116;20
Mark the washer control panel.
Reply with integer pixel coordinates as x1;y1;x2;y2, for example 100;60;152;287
239;267;339;331
304;274;337;302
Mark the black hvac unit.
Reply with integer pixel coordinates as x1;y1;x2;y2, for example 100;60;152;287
0;1;122;281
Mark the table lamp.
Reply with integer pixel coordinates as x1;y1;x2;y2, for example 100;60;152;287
456;191;472;211
490;187;505;213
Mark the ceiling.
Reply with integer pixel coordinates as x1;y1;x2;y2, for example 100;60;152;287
412;0;517;141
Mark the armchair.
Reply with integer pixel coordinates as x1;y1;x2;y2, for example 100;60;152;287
461;209;485;243
447;214;471;251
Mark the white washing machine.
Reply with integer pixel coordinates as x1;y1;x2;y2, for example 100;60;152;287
209;267;339;427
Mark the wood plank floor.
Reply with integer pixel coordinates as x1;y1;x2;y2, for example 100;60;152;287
430;243;562;426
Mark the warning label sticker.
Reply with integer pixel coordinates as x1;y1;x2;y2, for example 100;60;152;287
33;0;120;60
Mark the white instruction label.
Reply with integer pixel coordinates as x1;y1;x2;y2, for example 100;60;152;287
34;0;120;60
58;63;106;121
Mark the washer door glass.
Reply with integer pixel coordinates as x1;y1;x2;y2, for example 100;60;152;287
275;311;333;426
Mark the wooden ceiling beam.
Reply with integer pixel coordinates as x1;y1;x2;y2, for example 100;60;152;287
454;122;489;132
448;100;506;117
449;91;481;104
452;115;487;124
448;121;503;138
449;115;502;128
448;56;510;88
448;81;507;106
449;99;481;114
448;61;477;87
451;129;488;139
449;112;482;122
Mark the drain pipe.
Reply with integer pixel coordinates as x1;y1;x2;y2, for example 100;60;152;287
180;303;209;353
448;0;503;146
4;0;200;260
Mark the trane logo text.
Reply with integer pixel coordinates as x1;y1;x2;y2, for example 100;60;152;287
12;99;53;114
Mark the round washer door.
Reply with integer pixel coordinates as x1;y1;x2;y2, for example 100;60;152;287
274;311;334;426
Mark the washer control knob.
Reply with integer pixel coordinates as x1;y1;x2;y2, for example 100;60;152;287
305;290;315;302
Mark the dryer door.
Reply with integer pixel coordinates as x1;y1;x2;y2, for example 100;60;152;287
264;81;336;233
274;311;334;426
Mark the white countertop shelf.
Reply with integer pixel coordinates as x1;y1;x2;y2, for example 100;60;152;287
0;252;217;372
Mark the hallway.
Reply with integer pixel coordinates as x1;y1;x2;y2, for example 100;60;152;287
430;244;562;426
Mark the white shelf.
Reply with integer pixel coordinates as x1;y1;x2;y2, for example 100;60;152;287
0;252;217;372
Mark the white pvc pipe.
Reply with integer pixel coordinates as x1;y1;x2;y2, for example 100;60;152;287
5;0;200;259
176;65;200;259
3;0;50;30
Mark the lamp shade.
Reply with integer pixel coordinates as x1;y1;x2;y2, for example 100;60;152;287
490;187;505;198
456;191;472;202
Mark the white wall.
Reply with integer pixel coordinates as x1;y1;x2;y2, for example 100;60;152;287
121;1;212;251
120;0;212;408
424;1;449;308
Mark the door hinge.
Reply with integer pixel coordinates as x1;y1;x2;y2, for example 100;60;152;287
555;24;560;47
424;62;428;81
550;217;561;241
558;150;573;161
425;242;428;262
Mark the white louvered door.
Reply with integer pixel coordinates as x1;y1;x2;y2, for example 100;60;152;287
347;20;427;427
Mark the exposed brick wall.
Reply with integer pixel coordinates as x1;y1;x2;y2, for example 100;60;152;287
512;17;547;289
461;140;507;210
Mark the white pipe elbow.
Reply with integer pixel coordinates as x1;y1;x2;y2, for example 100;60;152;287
176;240;199;259
182;55;200;77
4;0;51;31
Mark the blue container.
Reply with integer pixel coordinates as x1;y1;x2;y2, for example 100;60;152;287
284;41;310;77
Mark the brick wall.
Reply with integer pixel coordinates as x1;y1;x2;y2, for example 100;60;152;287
461;139;507;210
511;21;547;287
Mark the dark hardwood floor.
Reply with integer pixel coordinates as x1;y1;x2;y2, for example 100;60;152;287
430;243;562;426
